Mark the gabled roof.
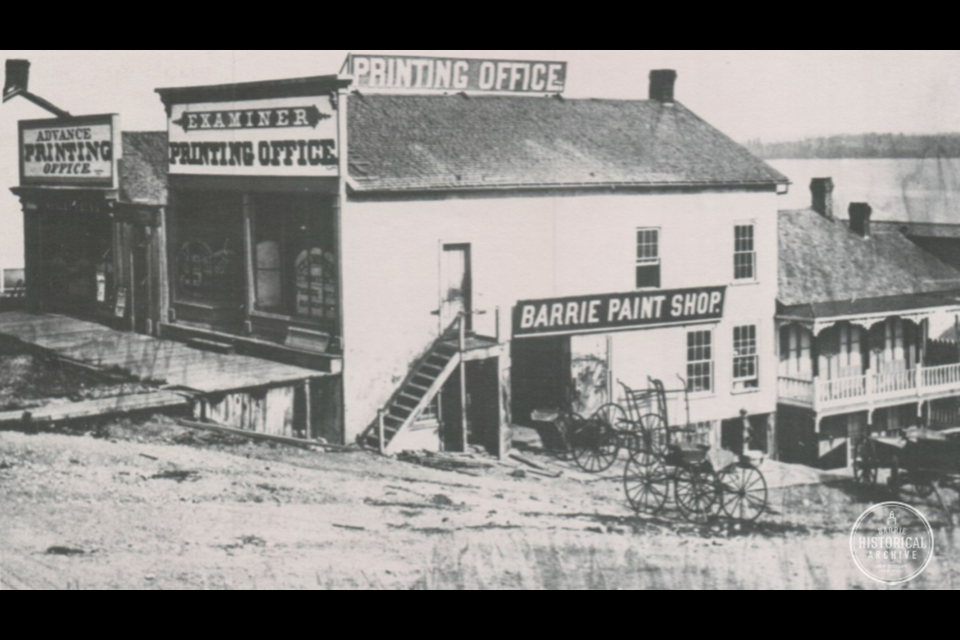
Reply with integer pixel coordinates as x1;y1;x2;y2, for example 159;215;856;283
347;94;788;193
119;131;168;205
778;208;960;313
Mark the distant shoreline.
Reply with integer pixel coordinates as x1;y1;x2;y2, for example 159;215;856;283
746;134;960;160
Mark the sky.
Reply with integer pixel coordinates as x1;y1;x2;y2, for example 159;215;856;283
2;50;960;142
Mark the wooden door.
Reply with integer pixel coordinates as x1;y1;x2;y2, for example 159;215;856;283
441;244;472;332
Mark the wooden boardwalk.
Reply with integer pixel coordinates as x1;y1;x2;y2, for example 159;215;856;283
0;312;327;395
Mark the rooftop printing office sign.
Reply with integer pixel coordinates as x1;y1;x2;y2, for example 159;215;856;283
19;114;120;188
167;96;339;177
513;287;727;338
343;54;568;94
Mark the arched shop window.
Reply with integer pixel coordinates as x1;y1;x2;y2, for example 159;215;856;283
253;193;337;322
173;192;244;306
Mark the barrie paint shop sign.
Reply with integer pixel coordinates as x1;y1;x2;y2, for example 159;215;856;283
513;287;727;338
167;97;339;177
19;114;120;188
344;54;568;94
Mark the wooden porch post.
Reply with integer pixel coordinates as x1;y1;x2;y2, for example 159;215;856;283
459;313;469;453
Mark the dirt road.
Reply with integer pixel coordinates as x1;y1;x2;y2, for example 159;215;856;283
0;421;956;590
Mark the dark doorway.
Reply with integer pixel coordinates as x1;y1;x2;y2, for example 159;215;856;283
511;336;571;427
441;244;472;332
132;225;153;335
467;358;501;454
721;414;770;455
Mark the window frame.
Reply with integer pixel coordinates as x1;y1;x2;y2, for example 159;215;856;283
170;190;246;311
247;193;339;326
686;329;715;395
733;324;760;392
635;227;662;290
734;222;757;283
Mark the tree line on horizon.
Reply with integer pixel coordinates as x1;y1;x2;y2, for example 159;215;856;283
745;133;960;159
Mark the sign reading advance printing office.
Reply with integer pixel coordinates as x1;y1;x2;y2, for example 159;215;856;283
344;54;568;94
19;114;120;188
513;287;727;338
167;96;339;177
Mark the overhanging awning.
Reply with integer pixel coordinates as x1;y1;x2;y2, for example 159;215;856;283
777;291;960;334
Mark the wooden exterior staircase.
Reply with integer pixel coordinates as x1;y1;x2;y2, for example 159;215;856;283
359;319;465;454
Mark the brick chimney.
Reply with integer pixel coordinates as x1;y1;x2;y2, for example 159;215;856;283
849;203;873;238
810;178;834;220
649;70;677;103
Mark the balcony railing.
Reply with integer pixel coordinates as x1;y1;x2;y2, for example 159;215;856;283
778;362;960;414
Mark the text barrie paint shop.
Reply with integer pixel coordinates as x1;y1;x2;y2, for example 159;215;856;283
514;287;726;337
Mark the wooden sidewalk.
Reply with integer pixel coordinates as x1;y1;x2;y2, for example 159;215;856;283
0;312;328;396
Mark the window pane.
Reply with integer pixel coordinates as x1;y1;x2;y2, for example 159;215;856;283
253;194;338;320
636;264;661;289
687;330;713;392
174;192;244;305
637;229;659;260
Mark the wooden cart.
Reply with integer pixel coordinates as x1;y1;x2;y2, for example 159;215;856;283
853;427;960;519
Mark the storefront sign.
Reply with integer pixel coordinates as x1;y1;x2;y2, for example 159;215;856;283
19;114;120;188
167;96;339;177
343;54;568;94
513;286;727;338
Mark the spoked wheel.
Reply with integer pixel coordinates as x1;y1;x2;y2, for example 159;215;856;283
718;465;768;523
887;454;902;499
623;451;670;516
570;419;620;473
593;403;630;449
911;472;937;499
555;412;586;461
638;413;668;455
852;437;878;487
674;464;720;524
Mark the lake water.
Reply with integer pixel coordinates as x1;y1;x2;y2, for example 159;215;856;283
770;158;960;224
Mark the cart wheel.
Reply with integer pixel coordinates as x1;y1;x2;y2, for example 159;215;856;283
593;403;630;446
639;413;668;455
911;472;936;499
570;419;620;474
675;464;720;524
718;465;768;523
887;454;901;499
623;451;670;516
555;412;586;461
852;437;878;487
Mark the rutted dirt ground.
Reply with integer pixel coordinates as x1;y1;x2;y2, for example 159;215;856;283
0;418;957;590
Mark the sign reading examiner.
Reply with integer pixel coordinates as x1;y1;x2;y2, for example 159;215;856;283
167;96;339;177
513;287;727;338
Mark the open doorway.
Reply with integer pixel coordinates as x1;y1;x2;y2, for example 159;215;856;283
466;358;500;454
511;336;571;427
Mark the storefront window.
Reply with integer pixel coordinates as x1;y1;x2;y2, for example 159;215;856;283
173;192;244;306
252;193;337;322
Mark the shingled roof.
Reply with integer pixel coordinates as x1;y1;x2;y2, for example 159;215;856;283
119;131;168;205
347;94;788;193
778;208;960;314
